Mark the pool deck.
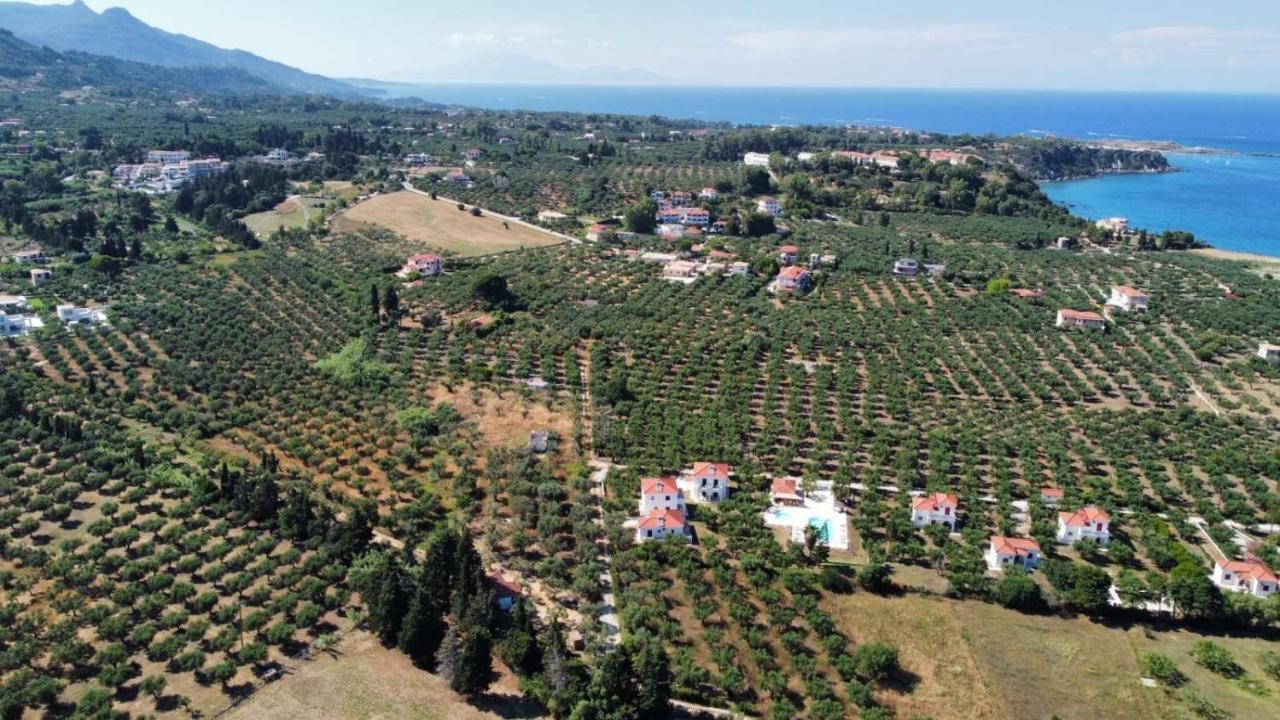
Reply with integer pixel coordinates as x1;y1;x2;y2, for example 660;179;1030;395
762;480;850;550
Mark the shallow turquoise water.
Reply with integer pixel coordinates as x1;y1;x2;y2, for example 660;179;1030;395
1042;153;1280;257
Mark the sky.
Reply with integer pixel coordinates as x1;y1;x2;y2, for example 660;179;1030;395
28;0;1280;92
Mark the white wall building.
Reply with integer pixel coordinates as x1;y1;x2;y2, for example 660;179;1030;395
1257;343;1280;364
986;536;1042;572
1056;507;1110;546
744;152;771;167
56;304;106;327
1211;559;1277;599
1108;285;1149;312
678;463;731;504
639;477;686;515
911;492;958;531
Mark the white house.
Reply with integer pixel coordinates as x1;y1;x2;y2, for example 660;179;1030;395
679;462;731;504
444;171;471;184
699;187;719;199
0;295;27;313
11;248;46;265
1211;559;1277;599
778;245;800;266
146;149;190;164
728;262;751;277
986;536;1042;572
1257;343;1280;364
662;260;700;280
681;207;711;227
1056;506;1110;546
656;205;684;224
401;253;443;278
774;266;812;295
911;492;958;531
1056;309;1106;330
744;152;771;167
1096;217;1129;233
639;477;686;515
56;305;105;327
30;268;52;286
892;258;919;277
1107;285;1149;312
756;197;781;216
635;508;688;543
0;311;42;338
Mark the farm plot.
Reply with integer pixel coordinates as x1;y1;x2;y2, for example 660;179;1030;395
244;196;331;237
335;191;564;257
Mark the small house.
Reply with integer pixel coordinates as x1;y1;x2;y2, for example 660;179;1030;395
892;258;919;277
487;571;524;612
1056;309;1106;330
770;477;805;507
662;260;700;279
778;245;800;266
1108;285;1149;312
1095;217;1128;233
1256;343;1280;364
1211;559;1277;599
756;197;781;216
56;304;105;328
635;508;688;543
1040;487;1064;506
402;253;443;278
528;430;549;454
1056;507;1110;546
744;152;771;167
30;268;52;286
699;187;719;199
986;536;1041;572
910;492;958;531
0;295;27;313
11;248;46;265
774;266;812;295
586;223;610;242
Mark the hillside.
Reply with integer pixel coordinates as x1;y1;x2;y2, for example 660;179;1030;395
0;27;278;95
0;0;361;96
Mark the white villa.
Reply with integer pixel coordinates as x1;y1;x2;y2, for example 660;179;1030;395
400;253;443;278
0;295;27;313
0;311;42;338
1258;343;1280;364
635;508;688;543
756;197;781;216
639;477;686;515
1056;309;1106;330
1211;559;1277;599
911;492;959;531
1108;285;1149;312
11;248;46;265
744;152;771;167
1096;217;1129;233
1057;506;1110;546
678;462;731;504
892;258;919;277
146;149;191;164
778;245;800;266
986;536;1042;572
773;266;812;295
30;268;52;286
56;304;106;328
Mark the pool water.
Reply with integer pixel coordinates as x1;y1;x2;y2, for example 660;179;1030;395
808;518;831;542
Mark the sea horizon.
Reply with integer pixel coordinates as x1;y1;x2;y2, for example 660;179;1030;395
370;82;1280;257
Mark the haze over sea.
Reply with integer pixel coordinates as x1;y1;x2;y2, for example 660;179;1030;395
381;84;1280;257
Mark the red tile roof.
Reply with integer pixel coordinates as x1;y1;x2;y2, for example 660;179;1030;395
636;508;686;531
1218;559;1278;585
1112;285;1149;299
409;253;442;263
779;245;800;254
640;477;679;496
778;266;810;280
1059;506;1110;527
990;535;1041;558
1040;487;1064;499
771;477;802;498
1010;288;1043;298
487;571;524;598
690;462;731;478
1059;309;1105;322
912;492;958;512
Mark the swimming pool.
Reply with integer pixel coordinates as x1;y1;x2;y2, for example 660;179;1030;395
808;517;831;542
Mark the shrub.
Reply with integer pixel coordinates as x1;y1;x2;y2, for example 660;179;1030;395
852;642;899;683
1140;652;1186;687
1190;641;1241;678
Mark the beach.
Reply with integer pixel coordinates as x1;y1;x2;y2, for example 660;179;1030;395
1190;247;1280;265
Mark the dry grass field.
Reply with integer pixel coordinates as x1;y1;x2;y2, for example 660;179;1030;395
825;592;1279;720
224;630;544;720
245;195;331;236
335;191;565;257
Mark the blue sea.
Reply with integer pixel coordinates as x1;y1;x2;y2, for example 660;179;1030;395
378;84;1280;256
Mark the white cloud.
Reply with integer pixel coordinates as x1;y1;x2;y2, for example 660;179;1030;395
728;23;1014;53
1109;25;1276;46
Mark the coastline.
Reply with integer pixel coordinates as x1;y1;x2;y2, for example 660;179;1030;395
1188;247;1280;265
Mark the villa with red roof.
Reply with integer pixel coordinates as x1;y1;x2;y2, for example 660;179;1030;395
986;536;1042;572
1040;487;1064;506
1211;558;1277;598
678;462;731;504
911;492;958;531
487;570;524;612
635;508;688;543
699;187;719;199
774;266;812;295
1056;506;1110;546
1108;285;1149;312
639;477;685;515
401;253;443;278
1056;309;1106;330
778;245;800;265
770;477;805;507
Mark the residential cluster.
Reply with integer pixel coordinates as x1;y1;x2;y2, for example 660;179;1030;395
0;293;106;338
634;463;731;543
1056;283;1150;330
112;149;229;194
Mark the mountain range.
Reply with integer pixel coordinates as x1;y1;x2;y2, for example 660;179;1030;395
0;0;363;96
